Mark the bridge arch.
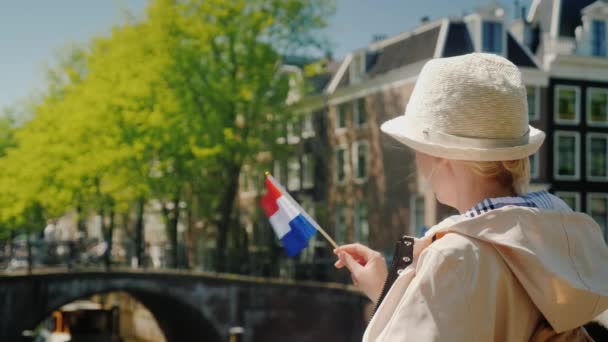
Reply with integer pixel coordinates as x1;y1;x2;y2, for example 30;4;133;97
1;272;223;341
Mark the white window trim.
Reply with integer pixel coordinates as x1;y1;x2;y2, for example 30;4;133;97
334;204;347;243
301;154;314;189
553;131;581;181
273;160;283;184
586;193;608;233
353;98;368;129
555;191;581;211
352;140;369;183
301;112;315;138
530;152;540;179
586;132;608;181
287;157;301;191
409;194;425;236
334;145;349;186
286;122;300;144
528;86;541;121
554;85;581;125
586;87;608;127
334;105;348;133
353;201;369;243
480;19;507;56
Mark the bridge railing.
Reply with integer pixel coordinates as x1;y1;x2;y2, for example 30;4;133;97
0;239;350;284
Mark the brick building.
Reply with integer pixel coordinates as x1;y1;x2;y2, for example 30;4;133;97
238;0;608;282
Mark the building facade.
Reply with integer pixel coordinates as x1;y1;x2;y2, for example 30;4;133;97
237;0;608;283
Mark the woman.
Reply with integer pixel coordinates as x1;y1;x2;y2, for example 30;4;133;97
334;53;608;341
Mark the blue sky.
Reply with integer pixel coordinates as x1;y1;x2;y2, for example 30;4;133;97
0;0;523;111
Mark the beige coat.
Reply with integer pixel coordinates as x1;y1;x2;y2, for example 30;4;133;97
363;207;608;341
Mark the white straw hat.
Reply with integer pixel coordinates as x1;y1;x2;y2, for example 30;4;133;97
381;53;545;161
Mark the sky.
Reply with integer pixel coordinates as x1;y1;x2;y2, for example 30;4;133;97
0;0;525;111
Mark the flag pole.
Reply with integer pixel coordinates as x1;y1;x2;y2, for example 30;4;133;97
265;171;339;250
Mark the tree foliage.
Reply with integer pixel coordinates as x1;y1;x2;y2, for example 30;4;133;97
0;0;333;271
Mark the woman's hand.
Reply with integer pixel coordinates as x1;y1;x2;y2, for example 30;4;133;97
334;243;388;304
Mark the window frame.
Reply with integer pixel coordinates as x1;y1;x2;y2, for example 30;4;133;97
586;87;608;127
352;140;369;183
301;153;315;189
301;112;315;138
555;191;581;211
586;132;608;181
335;103;348;133
334;204;347;244
286;156;301;191
591;19;607;57
554;85;581;125
553;130;581;181
481;20;505;54
353;98;368;128
586;192;608;241
353;201;369;244
334;145;348;186
409;194;426;237
527;85;541;121
529;152;540;180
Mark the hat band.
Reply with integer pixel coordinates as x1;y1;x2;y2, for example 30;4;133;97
422;128;530;149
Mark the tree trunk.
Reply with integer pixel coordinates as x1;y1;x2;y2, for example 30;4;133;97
162;196;180;268
214;164;241;272
134;197;145;268
104;210;115;270
26;228;32;274
76;204;87;238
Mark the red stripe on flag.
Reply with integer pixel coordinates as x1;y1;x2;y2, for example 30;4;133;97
260;177;282;217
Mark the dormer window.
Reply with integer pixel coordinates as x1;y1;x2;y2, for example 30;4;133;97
592;19;607;57
482;21;504;54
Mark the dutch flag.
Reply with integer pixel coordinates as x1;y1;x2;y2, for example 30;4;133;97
260;174;318;257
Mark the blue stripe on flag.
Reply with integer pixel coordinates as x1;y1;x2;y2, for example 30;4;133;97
280;214;317;257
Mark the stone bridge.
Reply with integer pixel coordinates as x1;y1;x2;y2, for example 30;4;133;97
0;268;367;341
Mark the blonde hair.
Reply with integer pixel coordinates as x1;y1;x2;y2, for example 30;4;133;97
463;158;530;195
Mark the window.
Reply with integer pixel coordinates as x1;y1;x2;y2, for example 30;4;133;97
482;21;503;54
587;193;608;241
354;202;369;244
302;154;314;189
352;141;369;181
335;104;348;131
554;86;580;125
527;86;540;121
273;160;283;184
592;20;607;57
334;146;347;184
555;191;581;211
587;88;608;126
302;113;315;138
410;195;426;237
287;157;300;191
529;152;540;179
354;98;367;127
286;122;300;144
587;133;608;181
335;204;347;244
553;131;580;180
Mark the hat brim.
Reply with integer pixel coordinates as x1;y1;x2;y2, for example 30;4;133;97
380;115;545;162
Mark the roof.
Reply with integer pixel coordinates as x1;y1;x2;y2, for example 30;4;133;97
529;0;596;38
367;26;441;76
559;0;595;37
442;22;474;57
327;12;540;91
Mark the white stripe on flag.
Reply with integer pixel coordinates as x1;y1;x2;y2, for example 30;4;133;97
268;196;300;239
269;208;290;239
268;175;322;232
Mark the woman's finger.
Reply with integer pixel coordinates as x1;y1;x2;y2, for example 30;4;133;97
334;243;378;261
339;251;362;275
